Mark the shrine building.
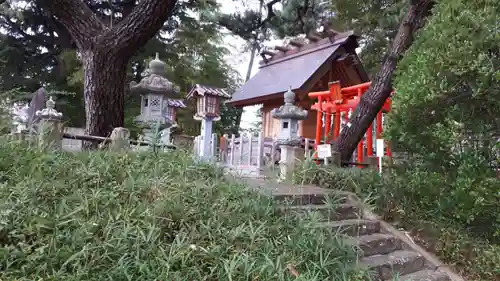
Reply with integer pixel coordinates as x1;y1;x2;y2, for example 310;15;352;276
228;30;369;139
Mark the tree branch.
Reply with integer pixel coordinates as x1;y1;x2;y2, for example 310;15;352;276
111;0;177;58
37;0;106;48
334;0;435;162
255;0;281;30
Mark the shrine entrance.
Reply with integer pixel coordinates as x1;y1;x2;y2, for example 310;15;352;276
308;81;393;164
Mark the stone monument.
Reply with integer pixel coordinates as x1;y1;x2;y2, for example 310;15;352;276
272;87;308;181
130;53;186;145
35;96;63;150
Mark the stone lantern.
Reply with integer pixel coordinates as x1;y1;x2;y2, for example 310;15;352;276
186;84;231;160
130;53;186;144
272;88;308;181
35;96;63;150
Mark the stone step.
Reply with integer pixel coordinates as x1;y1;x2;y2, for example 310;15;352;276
323;219;381;236
397;269;451;281
350;233;403;257
273;192;349;206
361;250;425;280
279;203;361;221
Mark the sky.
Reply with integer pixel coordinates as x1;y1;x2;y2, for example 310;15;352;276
219;1;265;131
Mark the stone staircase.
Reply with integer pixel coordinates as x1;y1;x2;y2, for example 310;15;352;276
274;191;458;281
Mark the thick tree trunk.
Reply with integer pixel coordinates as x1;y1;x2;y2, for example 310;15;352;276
335;0;434;162
81;50;128;148
41;0;177;147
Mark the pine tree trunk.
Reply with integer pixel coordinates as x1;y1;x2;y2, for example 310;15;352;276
81;50;128;148
41;0;177;149
335;0;434;162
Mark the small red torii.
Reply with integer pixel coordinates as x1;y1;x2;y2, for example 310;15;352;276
308;81;393;164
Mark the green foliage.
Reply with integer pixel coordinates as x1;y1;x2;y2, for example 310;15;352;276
329;0;407;75
222;0;406;77
0;142;365;280
388;0;500;168
0;0;242;135
214;102;243;136
293;161;500;281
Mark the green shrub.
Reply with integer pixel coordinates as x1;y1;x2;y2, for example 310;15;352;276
0;140;362;281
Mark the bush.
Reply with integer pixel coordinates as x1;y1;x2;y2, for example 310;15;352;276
0;140;362;281
293;160;500;281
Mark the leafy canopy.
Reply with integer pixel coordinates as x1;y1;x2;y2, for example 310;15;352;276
387;0;500;168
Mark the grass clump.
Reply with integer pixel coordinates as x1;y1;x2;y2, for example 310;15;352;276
0;140;362;281
293;160;500;281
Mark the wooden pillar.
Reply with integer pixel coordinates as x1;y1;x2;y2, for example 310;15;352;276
325;108;331;142
333;110;340;139
367;123;373;157
357;88;364;165
357;138;363;165
315;96;323;146
376;111;383;138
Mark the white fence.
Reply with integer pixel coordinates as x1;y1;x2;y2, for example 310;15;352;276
194;132;264;164
193;132;318;178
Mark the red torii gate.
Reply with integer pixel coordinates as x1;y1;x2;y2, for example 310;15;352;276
308;81;393;164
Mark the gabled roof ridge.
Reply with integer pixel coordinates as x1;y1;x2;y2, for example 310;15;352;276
259;30;356;66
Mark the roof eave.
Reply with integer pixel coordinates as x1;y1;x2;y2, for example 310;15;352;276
228;92;285;107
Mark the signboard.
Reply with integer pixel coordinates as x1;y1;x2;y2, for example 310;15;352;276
376;139;384;174
317;144;332;159
376;139;385;157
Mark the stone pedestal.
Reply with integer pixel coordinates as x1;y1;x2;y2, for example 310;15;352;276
198;117;214;161
37;119;63;150
35;97;63;151
109;127;130;152
278;144;305;181
364;156;378;170
327;150;342;167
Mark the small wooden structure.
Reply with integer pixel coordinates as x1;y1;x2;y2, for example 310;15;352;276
186;84;231;120
186;84;231;160
228;30;369;139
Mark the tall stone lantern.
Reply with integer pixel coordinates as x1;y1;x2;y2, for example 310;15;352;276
272;88;308;180
186;84;231;160
130;53;186;144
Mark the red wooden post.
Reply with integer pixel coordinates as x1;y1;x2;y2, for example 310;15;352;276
367;123;373;157
357;88;365;165
325;108;331;142
315;96;323;146
376;112;383;138
333;109;340;139
357;139;363;165
386;142;393;157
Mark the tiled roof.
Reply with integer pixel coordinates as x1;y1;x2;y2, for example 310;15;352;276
166;99;186;108
186;84;231;99
229;31;359;105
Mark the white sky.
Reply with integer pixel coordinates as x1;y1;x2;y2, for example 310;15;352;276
220;1;264;130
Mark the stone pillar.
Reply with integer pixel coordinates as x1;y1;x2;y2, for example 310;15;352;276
109;127;130;152
279;144;305;181
364;155;378;171
198;117;214;161
35;97;63;150
272;88;308;182
329;150;342;167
